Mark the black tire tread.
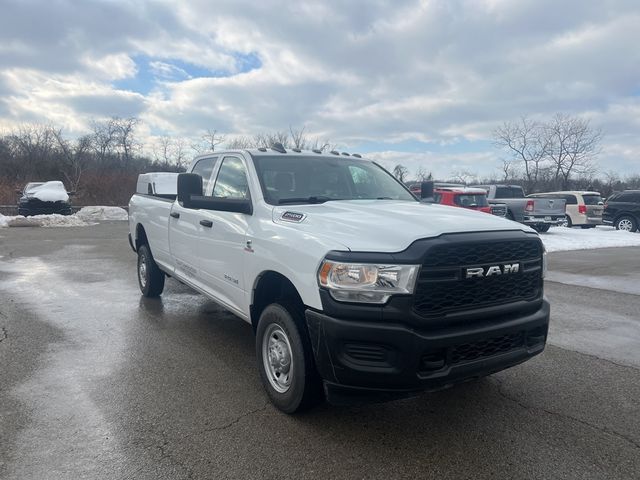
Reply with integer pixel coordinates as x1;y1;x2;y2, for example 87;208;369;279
256;301;323;413
138;244;165;297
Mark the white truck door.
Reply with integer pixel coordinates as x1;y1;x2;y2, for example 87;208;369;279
198;155;251;313
169;156;219;285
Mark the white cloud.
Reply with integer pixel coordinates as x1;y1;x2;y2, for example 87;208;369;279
0;0;639;176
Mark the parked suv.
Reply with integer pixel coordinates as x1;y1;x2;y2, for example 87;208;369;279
603;190;640;232
528;191;603;228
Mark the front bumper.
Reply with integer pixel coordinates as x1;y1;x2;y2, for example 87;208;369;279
305;300;549;404
18;200;72;216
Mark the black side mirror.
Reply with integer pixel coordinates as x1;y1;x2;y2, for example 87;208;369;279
177;173;203;208
420;181;434;199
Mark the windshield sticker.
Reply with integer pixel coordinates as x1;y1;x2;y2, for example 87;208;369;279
281;211;306;223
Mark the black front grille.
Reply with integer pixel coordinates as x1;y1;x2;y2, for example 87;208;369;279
421;240;541;268
413;239;543;317
450;332;525;364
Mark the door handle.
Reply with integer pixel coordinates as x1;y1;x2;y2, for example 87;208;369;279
199;219;213;228
170;212;180;219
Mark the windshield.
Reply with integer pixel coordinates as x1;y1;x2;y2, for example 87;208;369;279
24;182;45;193
582;194;603;205
251;155;416;205
454;194;488;208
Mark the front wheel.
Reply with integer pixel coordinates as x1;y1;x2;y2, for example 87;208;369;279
615;216;638;232
137;244;165;297
256;303;323;413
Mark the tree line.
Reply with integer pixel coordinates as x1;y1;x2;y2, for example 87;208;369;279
0;120;331;205
1;113;637;206
391;113;640;197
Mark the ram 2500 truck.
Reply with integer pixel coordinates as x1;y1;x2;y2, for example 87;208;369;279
129;146;550;413
473;184;566;232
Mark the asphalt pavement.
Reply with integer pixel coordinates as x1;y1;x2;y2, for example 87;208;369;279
0;223;639;480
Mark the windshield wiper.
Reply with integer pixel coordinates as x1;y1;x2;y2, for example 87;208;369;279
278;196;342;205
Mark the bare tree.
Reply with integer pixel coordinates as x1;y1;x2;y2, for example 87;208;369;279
415;166;433;181
493;116;550;191
392;164;409;182
153;135;189;170
545;113;601;189
499;159;517;182
113;117;140;164
203;129;225;152
449;170;478;185
90;118;119;167
52;129;91;191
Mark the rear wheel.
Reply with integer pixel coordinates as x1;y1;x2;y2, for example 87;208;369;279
561;215;573;228
137;244;165;297
615;216;638;232
256;302;323;413
533;224;551;233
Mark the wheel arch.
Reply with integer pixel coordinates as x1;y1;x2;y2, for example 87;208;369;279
250;270;306;333
134;223;149;250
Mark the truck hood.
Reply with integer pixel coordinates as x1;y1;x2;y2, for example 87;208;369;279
272;200;532;252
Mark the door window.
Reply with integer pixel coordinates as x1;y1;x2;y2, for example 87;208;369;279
563;195;577;205
618;192;640;203
213;157;250;199
191;157;218;194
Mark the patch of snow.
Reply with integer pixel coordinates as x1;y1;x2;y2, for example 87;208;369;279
28;181;69;202
75;206;128;221
541;226;640;252
0;214;92;228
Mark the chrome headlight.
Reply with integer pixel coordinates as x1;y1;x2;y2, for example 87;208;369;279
318;260;420;304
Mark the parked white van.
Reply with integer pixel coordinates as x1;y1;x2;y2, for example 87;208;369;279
528;191;604;228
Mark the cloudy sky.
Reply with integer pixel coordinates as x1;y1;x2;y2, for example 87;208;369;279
1;0;639;178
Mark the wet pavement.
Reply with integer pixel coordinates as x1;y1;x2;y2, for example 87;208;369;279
0;223;639;479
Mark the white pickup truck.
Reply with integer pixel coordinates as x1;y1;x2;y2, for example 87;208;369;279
128;145;550;413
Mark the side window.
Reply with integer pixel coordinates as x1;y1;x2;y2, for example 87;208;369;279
191;157;217;194
619;192;640;203
213;157;250;200
565;195;578;205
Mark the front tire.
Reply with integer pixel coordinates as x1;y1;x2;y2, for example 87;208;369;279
256;303;323;413
137;244;165;297
615;216;638;232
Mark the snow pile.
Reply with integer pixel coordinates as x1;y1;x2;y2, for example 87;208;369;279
0;214;92;228
541;226;640;252
75;206;128;221
27;181;69;202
